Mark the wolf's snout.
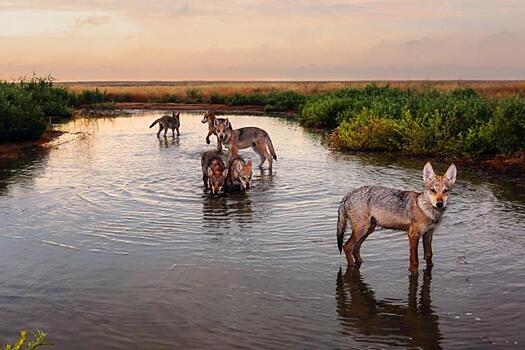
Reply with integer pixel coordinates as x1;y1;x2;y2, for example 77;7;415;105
436;201;444;209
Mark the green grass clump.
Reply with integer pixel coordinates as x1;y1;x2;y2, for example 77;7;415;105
301;84;525;158
1;329;51;350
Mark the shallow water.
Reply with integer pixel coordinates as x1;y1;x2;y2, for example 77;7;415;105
1;112;524;349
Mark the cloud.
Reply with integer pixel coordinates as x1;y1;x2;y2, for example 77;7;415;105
75;14;111;27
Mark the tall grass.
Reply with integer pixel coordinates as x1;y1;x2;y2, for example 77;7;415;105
0;77;76;143
299;85;525;158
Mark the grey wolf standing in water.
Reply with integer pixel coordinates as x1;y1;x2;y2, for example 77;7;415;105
336;162;457;275
150;112;180;137
214;118;277;169
225;156;252;191
201;151;228;195
201;109;227;151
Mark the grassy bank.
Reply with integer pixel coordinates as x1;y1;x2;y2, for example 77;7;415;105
0;77;74;143
298;85;525;162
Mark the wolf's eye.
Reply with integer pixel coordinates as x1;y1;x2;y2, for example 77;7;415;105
443;189;449;194
430;189;437;193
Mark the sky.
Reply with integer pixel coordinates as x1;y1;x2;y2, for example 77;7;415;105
1;0;524;81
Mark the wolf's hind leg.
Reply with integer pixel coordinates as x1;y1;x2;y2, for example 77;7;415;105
344;221;370;268
157;126;163;137
252;142;266;167
353;218;376;264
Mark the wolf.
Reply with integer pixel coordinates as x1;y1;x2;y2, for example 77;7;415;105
201;109;227;151
214;118;277;169
336;162;457;275
225;156;252;191
201;150;228;195
150;112;180;137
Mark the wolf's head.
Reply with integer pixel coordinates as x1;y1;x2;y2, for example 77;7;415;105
201;109;214;124
422;162;457;210
207;166;228;195
214;118;232;143
172;112;180;120
236;160;253;190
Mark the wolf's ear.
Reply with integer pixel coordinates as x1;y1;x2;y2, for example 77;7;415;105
224;119;230;128
207;167;213;178
175;112;180;117
213;118;220;127
222;169;228;178
236;161;243;172
423;162;436;182
445;163;457;185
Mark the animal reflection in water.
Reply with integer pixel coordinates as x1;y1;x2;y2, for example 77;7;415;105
158;136;180;148
201;192;254;229
336;268;442;349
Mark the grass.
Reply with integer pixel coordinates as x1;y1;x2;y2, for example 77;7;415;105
1;329;51;350
298;85;525;160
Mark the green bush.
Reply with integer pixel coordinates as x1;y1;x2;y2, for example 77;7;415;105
0;83;47;143
76;88;107;106
302;84;525;158
19;77;74;117
264;91;306;112
209;93;227;104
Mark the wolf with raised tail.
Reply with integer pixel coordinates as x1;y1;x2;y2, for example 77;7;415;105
336;162;457;275
213;118;277;169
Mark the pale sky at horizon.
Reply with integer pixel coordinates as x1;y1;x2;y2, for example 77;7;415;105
1;0;524;81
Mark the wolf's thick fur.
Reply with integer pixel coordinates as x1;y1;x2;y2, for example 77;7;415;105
337;162;457;274
201;110;227;151
150;112;180;137
201;150;228;195
225;156;252;191
214;118;277;169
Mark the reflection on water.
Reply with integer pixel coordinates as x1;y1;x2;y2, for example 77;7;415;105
0;147;49;196
0;112;524;349
336;268;442;349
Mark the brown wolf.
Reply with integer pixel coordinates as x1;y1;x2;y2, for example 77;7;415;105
336;162;457;275
201;109;227;151
201;150;228;195
214;118;277;169
225;156;252;191
150;112;180;137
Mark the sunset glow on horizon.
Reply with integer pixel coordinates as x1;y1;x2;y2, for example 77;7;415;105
1;0;524;81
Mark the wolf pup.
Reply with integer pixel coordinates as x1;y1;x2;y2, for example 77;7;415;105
336;162;457;275
201;109;227;151
201;150;228;195
225;156;252;191
214;118;277;169
150;112;180;137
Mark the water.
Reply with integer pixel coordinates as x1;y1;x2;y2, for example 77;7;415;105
1;112;524;349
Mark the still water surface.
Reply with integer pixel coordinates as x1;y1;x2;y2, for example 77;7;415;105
1;112;524;349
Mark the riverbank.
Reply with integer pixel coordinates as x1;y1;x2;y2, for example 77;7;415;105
0;130;65;160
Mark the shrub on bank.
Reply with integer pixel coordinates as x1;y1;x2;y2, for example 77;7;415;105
302;85;525;158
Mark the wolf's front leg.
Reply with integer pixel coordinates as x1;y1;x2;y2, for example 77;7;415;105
216;137;223;152
408;228;420;275
422;231;434;267
206;131;212;144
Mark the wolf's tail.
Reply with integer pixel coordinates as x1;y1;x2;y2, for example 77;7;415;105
149;119;160;128
266;136;277;161
337;194;352;253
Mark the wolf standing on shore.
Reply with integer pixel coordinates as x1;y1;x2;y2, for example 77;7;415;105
150;112;180;137
201;110;227;151
213;118;277;169
336;162;457;275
